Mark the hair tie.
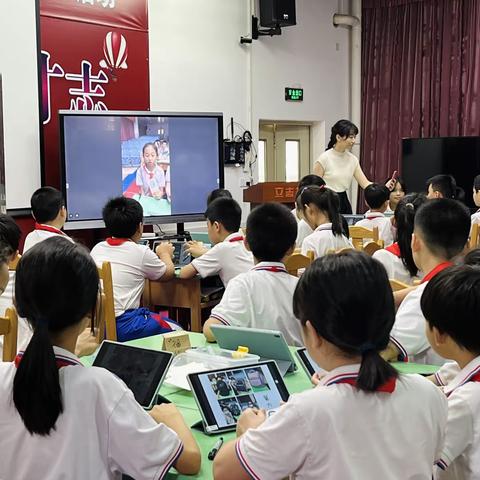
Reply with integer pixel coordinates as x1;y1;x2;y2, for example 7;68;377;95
405;203;414;210
359;343;376;354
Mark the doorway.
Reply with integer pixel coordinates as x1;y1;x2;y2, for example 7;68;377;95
258;122;311;182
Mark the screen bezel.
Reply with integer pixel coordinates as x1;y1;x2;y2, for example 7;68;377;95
188;361;290;435
59;110;224;230
296;347;317;377
92;340;174;409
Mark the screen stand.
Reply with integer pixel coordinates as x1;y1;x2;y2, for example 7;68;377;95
191;420;205;432
177;222;185;235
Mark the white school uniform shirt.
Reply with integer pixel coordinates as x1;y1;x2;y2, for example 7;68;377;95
355;211;394;246
210;262;302;346
236;363;447;480
315;148;360;193
435;356;480;480
0;346;182;480
301;223;353;259
0;270;32;358
372;244;423;285
290;208;314;248
23;224;74;253
90;240;167;317
136;164;166;197
190;232;253;286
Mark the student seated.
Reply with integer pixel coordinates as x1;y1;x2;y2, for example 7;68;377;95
206;188;232;205
23;187;73;252
421;265;480;480
90;197;178;342
299;186;352;258
384;176;407;213
427;174;465;201
384;199;470;364
373;193;426;285
179;197;253;286
356;183;394;246
0;237;200;479
471;175;480;225
0;215;32;356
213;251;447;480
203;202;302;346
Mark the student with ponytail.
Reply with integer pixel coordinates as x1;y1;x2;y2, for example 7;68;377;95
213;251;447;479
299;185;352;258
313;120;395;214
0;237;200;479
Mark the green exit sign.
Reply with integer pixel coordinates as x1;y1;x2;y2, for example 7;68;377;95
285;87;304;101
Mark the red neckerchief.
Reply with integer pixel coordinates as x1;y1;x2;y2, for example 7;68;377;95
35;223;66;236
421;262;453;283
253;265;288;273
14;352;81;369
106;237;132;246
228;235;244;243
326;373;397;393
385;242;401;257
143;163;155;179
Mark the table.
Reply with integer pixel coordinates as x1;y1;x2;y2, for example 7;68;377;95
82;333;440;480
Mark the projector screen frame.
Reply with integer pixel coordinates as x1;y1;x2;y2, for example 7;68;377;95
59;110;224;231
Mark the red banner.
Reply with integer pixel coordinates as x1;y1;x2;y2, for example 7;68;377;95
40;0;148;31
39;1;149;187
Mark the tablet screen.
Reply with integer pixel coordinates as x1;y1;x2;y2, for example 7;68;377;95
93;342;173;407
297;347;322;377
189;361;289;433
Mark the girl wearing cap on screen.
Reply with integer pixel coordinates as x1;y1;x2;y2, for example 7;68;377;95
135;143;165;200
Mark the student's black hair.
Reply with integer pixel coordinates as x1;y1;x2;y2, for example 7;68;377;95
0;214;21;256
473;175;480;192
364;183;390;210
30;187;64;224
293;251;397;392
13;237;99;436
327;120;359;150
384;176;407;195
142;142;158;155
299;186;343;236
297;174;326;193
246;203;297;262
394;193;427;277
427;174;465;202
102;196;143;238
414;199;470;260
205;197;242;233
421;265;480;355
206;188;233;205
464;248;480;267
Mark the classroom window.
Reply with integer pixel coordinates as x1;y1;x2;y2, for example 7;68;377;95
285;140;299;182
258;140;266;182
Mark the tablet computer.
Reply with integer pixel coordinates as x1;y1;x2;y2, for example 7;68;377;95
296;347;322;378
188;361;290;435
210;325;297;376
93;341;173;410
153;240;192;267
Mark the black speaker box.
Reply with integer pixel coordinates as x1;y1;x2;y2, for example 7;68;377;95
259;0;296;28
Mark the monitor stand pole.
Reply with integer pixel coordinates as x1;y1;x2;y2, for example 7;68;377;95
177;222;185;235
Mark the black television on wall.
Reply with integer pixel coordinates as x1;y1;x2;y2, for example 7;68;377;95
402;136;480;209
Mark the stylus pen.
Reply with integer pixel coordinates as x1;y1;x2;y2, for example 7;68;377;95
208;437;224;461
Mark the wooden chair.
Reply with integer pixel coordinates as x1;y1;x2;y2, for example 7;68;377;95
363;241;383;256
285;251;314;276
326;247;355;255
470;223;480;250
96;261;117;342
0;307;18;361
349;226;383;251
389;279;410;292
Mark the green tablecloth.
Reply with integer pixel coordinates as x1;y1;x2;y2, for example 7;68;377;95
81;333;439;480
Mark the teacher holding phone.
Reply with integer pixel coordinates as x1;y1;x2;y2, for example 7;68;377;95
313;119;395;214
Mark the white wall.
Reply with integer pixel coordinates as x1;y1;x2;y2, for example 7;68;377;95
0;0;41;210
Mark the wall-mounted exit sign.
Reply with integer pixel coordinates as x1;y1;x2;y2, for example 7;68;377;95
285;87;303;101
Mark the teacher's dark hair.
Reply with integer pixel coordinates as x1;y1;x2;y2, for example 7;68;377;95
293;251;397;392
327;120;359;150
13;237;99;436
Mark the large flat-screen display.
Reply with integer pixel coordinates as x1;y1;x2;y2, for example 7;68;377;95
402;136;480;209
60;111;223;229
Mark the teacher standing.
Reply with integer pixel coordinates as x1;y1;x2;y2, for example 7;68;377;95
313;120;393;214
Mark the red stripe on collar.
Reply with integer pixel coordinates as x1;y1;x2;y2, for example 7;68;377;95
228;235;244;243
253;265;288;273
14;352;81;369
385;242;401;258
422;262;453;283
106;237;132;246
326;373;397;393
35;223;66;236
446;366;480;397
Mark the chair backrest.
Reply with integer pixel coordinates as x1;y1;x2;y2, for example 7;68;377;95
363;241;383;256
326;247;355;255
285;251;314;276
0;307;18;361
389;278;410;292
96;261;117;342
349;226;381;250
470;223;480;250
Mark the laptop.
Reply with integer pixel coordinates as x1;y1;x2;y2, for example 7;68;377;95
93;340;173;410
153;239;192;267
188;360;289;434
210;325;298;376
